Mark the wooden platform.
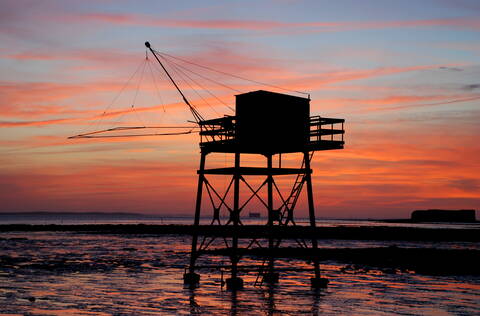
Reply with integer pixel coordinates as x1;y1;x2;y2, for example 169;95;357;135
198;114;345;155
200;139;344;154
199;167;311;175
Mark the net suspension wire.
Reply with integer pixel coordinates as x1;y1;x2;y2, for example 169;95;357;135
152;49;310;97
78;57;148;137
69;52;198;139
157;54;234;114
107;56;149;130
69;41;310;139
69;126;197;139
156;53;222;117
146;42;204;123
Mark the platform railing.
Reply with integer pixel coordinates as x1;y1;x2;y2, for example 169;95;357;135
199;115;344;150
199;115;236;145
308;116;345;145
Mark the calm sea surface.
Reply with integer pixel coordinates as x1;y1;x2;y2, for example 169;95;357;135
1;216;479;315
1;213;479;229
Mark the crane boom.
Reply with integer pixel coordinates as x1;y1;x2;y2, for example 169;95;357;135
145;41;204;123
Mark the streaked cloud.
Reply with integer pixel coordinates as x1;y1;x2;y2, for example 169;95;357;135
69;13;480;33
1;0;479;218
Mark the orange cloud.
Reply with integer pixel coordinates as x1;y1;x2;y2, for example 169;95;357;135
0;80;123;106
0;61;469;131
0;161;197;213
2;120;479;218
0;117;79;127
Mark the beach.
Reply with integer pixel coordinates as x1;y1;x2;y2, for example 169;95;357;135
1;220;479;315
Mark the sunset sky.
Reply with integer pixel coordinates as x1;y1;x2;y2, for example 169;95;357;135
1;0;479;219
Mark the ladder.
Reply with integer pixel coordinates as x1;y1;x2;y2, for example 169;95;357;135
254;258;268;287
282;151;314;223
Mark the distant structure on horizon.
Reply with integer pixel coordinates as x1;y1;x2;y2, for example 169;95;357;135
248;212;261;218
411;209;476;222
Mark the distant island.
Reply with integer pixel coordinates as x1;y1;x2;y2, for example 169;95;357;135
411;209;476;223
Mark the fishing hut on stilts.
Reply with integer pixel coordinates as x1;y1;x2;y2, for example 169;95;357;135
70;41;345;290
184;88;344;290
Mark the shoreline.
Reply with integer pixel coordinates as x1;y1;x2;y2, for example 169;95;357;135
1;224;479;241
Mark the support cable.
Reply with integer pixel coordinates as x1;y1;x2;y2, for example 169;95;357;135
154;49;309;96
145;42;204;123
130;57;148;128
160;55;234;113
158;54;236;111
68;126;197;139
158;52;244;94
146;60;166;113
85;57;146;135
159;54;222;117
109;58;148;129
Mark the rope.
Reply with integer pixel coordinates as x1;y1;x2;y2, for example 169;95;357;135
69;126;198;139
70;131;194;138
72;44;311;139
130;57;148;127
109;58;148;129
159;55;222;117
86;57;147;135
146;45;204;122
146;58;184;123
160;55;235;112
154;49;310;96
147;59;166;113
158;52;243;94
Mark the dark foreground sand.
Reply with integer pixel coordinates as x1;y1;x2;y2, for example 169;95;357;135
1;224;478;276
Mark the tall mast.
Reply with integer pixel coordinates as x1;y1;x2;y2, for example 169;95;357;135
145;41;204;123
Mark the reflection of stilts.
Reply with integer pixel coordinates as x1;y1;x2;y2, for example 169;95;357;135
183;91;344;290
230;290;239;316
187;290;201;315
266;284;276;316
311;288;323;315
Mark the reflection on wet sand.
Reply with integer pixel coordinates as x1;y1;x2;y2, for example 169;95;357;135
0;232;479;315
185;280;328;315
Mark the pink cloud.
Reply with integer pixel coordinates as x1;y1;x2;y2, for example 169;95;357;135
275;64;445;91
66;13;480;32
73;13;340;30
3;50;139;67
0;61;464;128
314;93;480;113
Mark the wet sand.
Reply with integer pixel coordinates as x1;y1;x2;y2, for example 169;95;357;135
1;224;478;277
205;246;480;276
1;231;479;315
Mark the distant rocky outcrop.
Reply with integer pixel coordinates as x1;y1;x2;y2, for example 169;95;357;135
411;209;476;222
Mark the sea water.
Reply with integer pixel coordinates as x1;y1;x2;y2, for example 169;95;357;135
1;213;479;229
